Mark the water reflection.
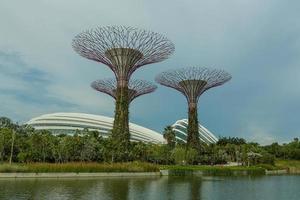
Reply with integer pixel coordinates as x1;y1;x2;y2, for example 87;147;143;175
158;176;202;200
0;178;103;200
101;178;130;200
0;176;299;200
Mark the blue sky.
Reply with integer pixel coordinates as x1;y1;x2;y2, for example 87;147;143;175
1;0;300;144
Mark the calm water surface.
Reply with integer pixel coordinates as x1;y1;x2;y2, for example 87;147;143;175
0;175;299;200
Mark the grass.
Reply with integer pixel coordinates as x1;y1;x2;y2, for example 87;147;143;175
256;164;283;171
0;164;28;173
1;160;298;174
0;162;159;173
160;164;268;171
160;165;266;176
275;160;300;169
159;160;300;176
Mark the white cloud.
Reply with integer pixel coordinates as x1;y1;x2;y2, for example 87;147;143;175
0;50;114;122
244;125;278;145
0;0;300;143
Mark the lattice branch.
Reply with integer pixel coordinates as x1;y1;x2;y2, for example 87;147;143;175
91;78;157;102
155;67;231;104
73;26;175;81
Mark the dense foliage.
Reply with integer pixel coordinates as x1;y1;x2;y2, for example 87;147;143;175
111;86;130;159
263;139;300;160
1;117;299;166
187;105;200;149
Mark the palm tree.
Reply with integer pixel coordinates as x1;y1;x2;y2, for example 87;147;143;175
163;126;176;148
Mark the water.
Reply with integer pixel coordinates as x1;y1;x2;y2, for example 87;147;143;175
0;175;299;200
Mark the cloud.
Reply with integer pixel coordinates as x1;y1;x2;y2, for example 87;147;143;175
0;51;76;120
0;0;300;143
0;50;113;122
241;122;285;145
245;126;278;146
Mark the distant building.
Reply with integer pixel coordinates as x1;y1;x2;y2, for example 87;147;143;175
171;119;218;144
26;112;164;144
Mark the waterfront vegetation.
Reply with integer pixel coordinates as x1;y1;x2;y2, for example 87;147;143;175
0;161;298;174
0;162;159;173
161;165;267;176
0;163;265;175
0;117;300;173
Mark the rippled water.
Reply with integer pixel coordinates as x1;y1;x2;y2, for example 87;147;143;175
0;175;299;200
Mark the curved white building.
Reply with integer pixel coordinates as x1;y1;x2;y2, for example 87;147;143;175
26;113;164;144
172;119;218;144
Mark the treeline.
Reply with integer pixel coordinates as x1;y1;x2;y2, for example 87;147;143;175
0;117;299;165
263;139;300;160
216;137;300;160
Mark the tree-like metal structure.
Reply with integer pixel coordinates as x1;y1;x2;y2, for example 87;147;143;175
72;26;174;150
156;67;231;149
91;78;157;103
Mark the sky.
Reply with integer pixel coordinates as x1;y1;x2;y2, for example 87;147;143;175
1;0;300;145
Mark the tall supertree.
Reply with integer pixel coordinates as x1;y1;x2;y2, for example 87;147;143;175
72;26;174;148
156;67;231;149
91;78;157;103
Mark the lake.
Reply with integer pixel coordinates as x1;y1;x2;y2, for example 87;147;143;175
0;175;299;200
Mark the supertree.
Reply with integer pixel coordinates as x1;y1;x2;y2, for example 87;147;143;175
72;26;174;148
156;67;231;149
91;78;157;103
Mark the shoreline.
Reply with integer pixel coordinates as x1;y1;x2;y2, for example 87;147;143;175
0;161;299;178
0;169;299;179
0;172;161;178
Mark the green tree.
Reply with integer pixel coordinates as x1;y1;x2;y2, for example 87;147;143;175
171;146;186;165
129;142;148;161
26;130;55;162
147;144;172;164
80;134;99;161
0;128;13;161
163;126;176;148
171;146;198;165
0;117;18;164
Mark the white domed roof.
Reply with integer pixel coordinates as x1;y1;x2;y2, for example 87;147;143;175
172;119;218;144
26;112;164;144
